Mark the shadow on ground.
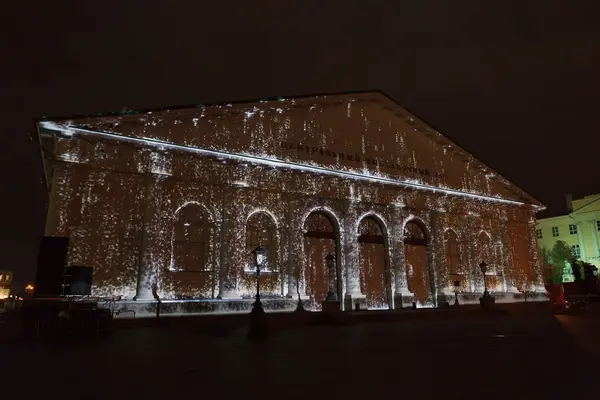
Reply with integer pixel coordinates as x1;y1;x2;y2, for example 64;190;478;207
1;306;598;399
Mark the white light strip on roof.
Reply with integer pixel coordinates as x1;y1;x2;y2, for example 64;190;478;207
39;121;530;207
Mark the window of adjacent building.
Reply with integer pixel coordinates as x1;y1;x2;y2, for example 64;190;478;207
569;224;578;235
552;227;559;237
536;229;542;239
572;244;581;258
597;220;600;231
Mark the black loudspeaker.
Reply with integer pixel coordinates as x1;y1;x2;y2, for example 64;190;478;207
35;236;69;297
64;266;93;296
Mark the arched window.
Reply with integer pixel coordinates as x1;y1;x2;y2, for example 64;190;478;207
303;211;338;310
245;213;277;272
171;204;213;272
305;212;336;239
358;217;384;244
477;231;501;291
404;220;427;246
358;216;388;309
403;219;430;305
444;230;460;274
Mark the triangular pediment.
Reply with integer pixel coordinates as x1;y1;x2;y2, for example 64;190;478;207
37;90;543;208
570;195;600;216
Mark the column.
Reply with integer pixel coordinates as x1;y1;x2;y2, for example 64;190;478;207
135;175;159;300
286;228;308;299
429;210;450;306
391;206;411;309
528;221;545;292
343;203;366;311
218;189;242;299
589;220;600;258
499;215;519;293
466;229;481;293
44;162;67;236
286;199;307;299
576;222;588;261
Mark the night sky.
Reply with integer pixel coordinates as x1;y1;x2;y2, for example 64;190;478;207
3;1;600;289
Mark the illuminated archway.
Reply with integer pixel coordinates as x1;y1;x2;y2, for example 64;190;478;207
168;203;215;298
403;219;433;306
477;231;502;292
171;204;214;272
303;210;341;310
444;229;464;292
243;212;279;296
357;215;390;309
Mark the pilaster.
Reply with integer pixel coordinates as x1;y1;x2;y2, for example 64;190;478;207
286;199;307;299
465;228;482;293
135;175;160;300
528;220;545;291
590;220;600;258
217;188;243;299
343;203;366;311
499;215;519;293
44;162;66;236
576;221;588;260
430;210;450;305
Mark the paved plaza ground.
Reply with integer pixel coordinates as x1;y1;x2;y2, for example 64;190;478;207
1;307;599;399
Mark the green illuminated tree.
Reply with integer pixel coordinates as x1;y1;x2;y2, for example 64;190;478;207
543;241;575;284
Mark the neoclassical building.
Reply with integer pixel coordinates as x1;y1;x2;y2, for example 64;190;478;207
36;90;546;311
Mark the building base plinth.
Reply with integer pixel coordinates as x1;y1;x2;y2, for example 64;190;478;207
99;297;299;317
393;292;414;309
217;291;243;300
344;293;367;311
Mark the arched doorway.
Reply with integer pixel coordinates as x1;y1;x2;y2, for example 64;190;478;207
303;211;339;310
358;216;390;309
170;203;215;298
404;219;432;306
172;204;214;272
243;212;279;297
477;231;500;292
444;229;465;292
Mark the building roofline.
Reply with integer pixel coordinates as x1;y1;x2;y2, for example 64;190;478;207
34;88;386;123
536;214;570;222
33;88;544;209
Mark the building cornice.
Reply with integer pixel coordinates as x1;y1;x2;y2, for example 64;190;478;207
39;122;542;209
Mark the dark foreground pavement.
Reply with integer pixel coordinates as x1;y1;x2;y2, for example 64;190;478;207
1;311;598;399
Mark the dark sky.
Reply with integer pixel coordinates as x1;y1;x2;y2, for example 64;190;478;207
3;1;600;288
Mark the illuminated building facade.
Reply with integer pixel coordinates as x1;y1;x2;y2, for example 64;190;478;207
536;193;600;276
36;91;546;311
0;270;13;299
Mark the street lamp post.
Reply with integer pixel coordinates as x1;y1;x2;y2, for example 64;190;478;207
479;260;494;309
248;245;268;340
325;253;337;301
453;280;461;306
251;245;266;314
479;261;489;297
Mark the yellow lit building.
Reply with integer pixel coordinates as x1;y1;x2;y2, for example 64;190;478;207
0;270;13;299
536;193;600;269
